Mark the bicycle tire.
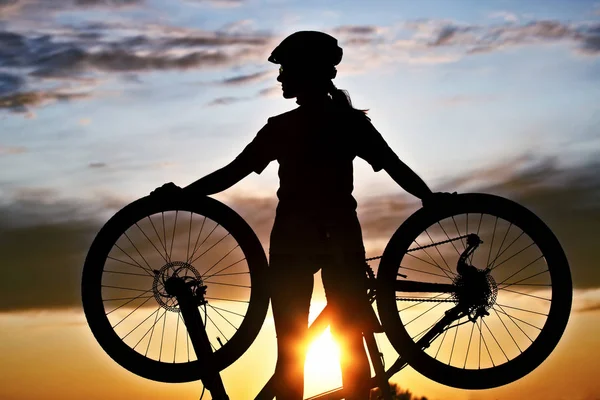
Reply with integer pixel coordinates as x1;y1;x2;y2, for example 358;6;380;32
82;195;269;383
376;193;572;389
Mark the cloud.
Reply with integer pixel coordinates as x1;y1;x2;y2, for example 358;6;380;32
0;73;25;96
165;34;270;47
183;0;244;7
0;156;598;312
573;288;600;313
205;96;247;106
0;145;26;154
330;18;599;72
28;48;235;77
334;25;381;35
489;11;519;23
422;19;600;55
74;0;142;6
0;21;274;113
0;89;91;113
0;190;106;311
257;85;280;97
219;70;271;85
88;162;106;168
0;0;144;19
579;30;600;55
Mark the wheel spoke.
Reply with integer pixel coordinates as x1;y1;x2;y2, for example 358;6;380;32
399;263;452;279
161;212;169;262
145;306;163;356
205;297;249;304
492;307;522;353
174;310;181;363
451;216;466;251
208;304;239;331
449;316;461;365
187;216;207;263
112;295;154;330
495;303;547;317
208;304;246;318
111;246;154;277
489;222;512;270
189;222;219;264
464;320;476;368
437;221;461;256
205;311;229;342
434;328;449;358
486;217;499;268
104;270;154;278
482;318;509;362
412;315;444;341
159;309;168;361
204;281;250;289
414;237;455;279
497;259;546;287
133;307;165;351
204;258;247;280
106;288;154;315
404;301;445;327
488;235;530;271
493;306;542;331
146;215;169;261
422;232;455;277
191;232;231;265
495;303;534;342
135;222;169;264
187;212;193;262
202;244;239;277
169;210;178;261
498;287;550;302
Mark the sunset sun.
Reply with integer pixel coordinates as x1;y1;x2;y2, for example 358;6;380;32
304;328;343;394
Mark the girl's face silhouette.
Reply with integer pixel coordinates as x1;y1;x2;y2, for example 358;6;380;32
277;64;302;99
277;64;327;99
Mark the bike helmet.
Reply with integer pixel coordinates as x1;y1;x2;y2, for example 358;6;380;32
268;31;343;67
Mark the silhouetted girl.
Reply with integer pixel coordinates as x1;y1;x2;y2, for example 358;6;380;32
157;31;433;400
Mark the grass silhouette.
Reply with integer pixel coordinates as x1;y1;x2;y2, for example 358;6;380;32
369;382;429;400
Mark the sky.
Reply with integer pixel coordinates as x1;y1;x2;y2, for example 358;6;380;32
1;0;600;399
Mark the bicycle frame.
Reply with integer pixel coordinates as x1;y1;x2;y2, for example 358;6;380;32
174;270;460;400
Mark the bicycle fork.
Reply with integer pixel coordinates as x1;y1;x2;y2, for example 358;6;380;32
164;277;230;400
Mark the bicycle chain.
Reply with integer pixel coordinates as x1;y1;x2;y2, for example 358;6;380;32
365;234;470;262
370;234;471;303
395;297;455;303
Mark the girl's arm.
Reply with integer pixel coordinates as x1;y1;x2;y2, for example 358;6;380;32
184;157;254;196
383;158;433;200
151;157;254;197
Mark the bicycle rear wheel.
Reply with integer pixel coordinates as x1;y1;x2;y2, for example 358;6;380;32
376;193;571;389
82;195;269;383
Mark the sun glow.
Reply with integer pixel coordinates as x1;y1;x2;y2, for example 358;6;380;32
304;328;343;395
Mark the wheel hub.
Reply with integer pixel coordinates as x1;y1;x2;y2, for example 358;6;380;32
152;261;204;312
452;264;498;317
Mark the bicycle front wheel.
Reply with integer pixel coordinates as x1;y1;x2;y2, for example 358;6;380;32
376;193;572;389
82;195;269;383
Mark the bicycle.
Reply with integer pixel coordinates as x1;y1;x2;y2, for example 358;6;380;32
81;191;572;399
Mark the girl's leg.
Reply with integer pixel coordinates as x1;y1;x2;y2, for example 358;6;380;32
322;257;372;400
270;256;315;400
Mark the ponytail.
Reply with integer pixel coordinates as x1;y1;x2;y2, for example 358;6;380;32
327;81;369;118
